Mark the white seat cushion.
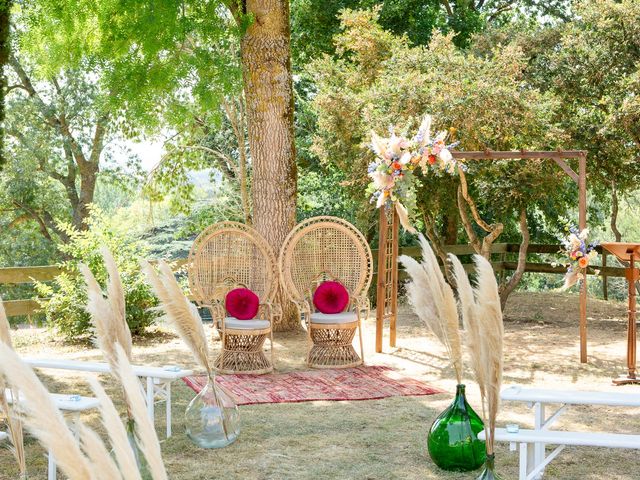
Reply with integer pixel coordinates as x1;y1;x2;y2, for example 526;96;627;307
310;311;357;324
0;431;8;442
224;317;270;330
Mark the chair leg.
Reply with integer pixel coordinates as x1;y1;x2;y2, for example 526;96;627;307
357;318;365;364
270;328;275;370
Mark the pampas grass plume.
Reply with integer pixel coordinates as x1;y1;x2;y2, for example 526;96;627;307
0;343;94;480
399;234;463;383
141;259;211;373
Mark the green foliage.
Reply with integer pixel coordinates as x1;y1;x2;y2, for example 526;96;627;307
34;209;158;341
309;8;567;245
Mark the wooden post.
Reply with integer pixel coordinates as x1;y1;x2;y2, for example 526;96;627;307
578;153;588;363
602;251;608;301
389;209;399;348
625;258;638;380
376;208;388;353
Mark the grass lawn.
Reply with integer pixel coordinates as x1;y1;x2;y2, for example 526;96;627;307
1;292;640;479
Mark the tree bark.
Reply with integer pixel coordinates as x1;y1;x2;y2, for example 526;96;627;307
240;0;298;331
0;0;10;168
499;208;529;310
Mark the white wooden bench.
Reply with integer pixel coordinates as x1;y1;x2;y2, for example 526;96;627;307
6;389;100;480
485;385;640;479
22;357;194;438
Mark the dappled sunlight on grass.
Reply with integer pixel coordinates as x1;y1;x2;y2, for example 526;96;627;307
2;292;640;479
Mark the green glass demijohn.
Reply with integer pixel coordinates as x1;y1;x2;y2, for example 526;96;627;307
427;384;486;471
475;454;503;480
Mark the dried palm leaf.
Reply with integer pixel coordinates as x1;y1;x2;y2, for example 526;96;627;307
399;234;463;383
0;343;94;480
140;259;211;373
114;344;167;480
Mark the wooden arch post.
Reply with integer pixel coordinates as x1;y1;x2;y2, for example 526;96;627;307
375;150;589;363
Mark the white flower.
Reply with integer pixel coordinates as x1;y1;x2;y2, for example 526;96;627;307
438;148;452;163
399;152;412;165
370;131;387;159
370;171;394;190
388;134;403;156
569;234;581;249
376;192;387;208
579;228;589;240
417;115;432;147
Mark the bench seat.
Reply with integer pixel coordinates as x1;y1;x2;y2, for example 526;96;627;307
5;389;99;412
480;428;640;449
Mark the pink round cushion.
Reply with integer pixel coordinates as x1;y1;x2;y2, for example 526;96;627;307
313;281;349;314
225;288;260;320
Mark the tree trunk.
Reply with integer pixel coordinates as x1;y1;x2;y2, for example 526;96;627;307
75;162;99;229
0;1;10;168
241;0;298;331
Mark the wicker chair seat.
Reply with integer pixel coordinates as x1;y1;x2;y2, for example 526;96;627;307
310;312;357;324
224;318;270;330
279;216;373;369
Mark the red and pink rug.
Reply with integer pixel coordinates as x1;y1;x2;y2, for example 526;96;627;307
182;366;443;405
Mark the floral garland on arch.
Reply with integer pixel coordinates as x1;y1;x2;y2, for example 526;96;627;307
367;115;460;233
559;226;599;290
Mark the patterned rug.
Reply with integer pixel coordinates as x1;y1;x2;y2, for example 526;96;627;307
182;366;443;405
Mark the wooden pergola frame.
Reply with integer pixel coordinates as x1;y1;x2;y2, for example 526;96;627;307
375;150;589;362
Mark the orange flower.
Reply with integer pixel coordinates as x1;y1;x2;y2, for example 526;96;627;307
428;154;437;165
391;161;402;170
578;257;589;269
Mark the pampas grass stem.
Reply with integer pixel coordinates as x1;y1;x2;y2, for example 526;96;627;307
140;259;211;373
399;234;463;383
114;344;167;480
86;375;142;480
0;297;27;477
0;343;94;479
452;254;504;456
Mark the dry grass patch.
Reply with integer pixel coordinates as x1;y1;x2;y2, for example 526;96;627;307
1;292;639;479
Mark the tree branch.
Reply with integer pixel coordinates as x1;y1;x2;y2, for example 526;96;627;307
440;0;453;16
499;208;529;308
611;180;622;242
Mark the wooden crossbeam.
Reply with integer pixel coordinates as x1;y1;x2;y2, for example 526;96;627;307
451;150;586;160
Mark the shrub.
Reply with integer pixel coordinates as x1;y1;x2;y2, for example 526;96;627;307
35;209;159;341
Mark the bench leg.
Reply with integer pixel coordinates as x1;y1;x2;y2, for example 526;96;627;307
166;382;172;439
146;376;155;422
534;402;546;479
519;442;528;480
48;451;56;480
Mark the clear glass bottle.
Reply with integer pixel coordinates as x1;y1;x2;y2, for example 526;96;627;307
427;384;486;471
184;374;240;448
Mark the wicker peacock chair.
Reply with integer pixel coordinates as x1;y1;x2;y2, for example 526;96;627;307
188;222;280;374
278;216;373;368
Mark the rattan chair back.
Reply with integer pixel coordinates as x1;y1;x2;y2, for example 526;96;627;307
279;216;373;304
188;221;278;307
